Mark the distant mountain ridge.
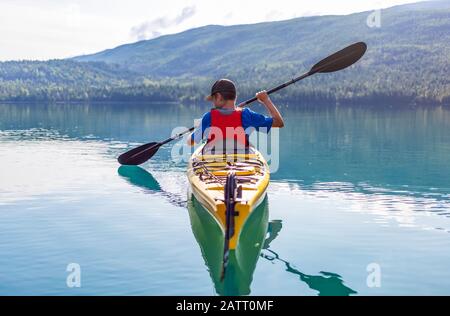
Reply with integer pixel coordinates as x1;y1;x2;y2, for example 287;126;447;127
0;0;449;104
72;1;450;75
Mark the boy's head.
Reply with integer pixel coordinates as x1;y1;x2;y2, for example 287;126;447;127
206;79;236;108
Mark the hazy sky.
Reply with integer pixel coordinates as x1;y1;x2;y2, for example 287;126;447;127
0;0;423;61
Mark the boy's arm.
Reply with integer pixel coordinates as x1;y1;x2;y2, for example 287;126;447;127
255;91;285;128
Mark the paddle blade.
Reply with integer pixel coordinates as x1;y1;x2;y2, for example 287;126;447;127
310;42;367;74
117;142;160;165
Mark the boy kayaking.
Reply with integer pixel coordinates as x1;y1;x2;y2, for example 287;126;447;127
188;79;284;151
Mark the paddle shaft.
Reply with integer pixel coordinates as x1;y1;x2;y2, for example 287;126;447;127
237;72;311;107
127;126;195;160
161;126;195;145
165;72;312;142
145;64;324;143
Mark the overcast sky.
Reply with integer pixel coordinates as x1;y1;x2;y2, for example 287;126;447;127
0;0;423;61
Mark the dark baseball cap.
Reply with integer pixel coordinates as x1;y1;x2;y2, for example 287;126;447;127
205;79;236;101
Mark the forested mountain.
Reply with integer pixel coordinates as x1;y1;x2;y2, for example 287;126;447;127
1;1;449;104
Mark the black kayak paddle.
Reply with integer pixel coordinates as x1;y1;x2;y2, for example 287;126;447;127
118;41;367;165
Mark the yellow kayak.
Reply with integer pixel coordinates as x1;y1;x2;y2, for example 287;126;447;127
187;143;270;251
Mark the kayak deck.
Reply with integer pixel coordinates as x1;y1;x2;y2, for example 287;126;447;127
187;147;270;250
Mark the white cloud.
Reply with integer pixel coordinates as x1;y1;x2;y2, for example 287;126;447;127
130;6;197;41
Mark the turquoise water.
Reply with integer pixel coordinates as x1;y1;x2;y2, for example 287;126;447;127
1;102;450;295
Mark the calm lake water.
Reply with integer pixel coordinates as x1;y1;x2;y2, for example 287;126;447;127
1;102;450;295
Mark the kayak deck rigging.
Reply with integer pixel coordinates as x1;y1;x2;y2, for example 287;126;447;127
187;144;270;257
191;155;265;188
